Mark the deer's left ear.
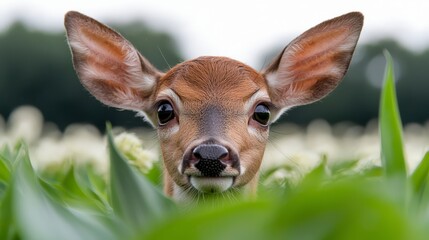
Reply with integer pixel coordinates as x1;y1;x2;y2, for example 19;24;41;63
64;11;162;115
263;12;363;113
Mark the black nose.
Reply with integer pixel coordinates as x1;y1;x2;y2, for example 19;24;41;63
193;144;228;160
193;144;228;177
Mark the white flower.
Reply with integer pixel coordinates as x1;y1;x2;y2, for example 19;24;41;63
30;124;108;174
114;132;157;173
7;105;43;145
264;168;303;188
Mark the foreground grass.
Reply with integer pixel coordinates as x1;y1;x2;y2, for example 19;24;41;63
1;52;429;239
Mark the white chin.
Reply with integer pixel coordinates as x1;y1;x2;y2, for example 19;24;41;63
190;176;233;193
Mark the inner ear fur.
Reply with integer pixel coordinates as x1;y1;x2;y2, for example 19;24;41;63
263;12;364;109
64;11;162;115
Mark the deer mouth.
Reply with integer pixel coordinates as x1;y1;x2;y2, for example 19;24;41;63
180;141;241;193
188;176;235;193
183;167;240;193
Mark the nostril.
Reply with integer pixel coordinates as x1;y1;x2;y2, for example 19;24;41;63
195;159;226;177
219;151;228;161
192;144;229;177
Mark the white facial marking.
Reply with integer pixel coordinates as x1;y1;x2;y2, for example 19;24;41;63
157;89;183;112
247;126;267;143
190;177;233;193
173;182;194;202
244;90;270;113
265;71;281;90
240;165;247;175
158;125;179;140
270;107;291;123
135;111;154;126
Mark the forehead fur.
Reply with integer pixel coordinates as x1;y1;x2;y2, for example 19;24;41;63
158;56;266;102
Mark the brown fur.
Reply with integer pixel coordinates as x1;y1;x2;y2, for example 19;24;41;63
156;57;268;196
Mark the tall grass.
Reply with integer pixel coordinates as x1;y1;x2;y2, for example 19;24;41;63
1;52;429;239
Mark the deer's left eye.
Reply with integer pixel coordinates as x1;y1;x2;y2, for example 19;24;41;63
252;104;270;126
157;101;175;125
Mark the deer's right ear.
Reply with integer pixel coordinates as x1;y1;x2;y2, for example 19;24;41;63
64;11;162;118
263;12;363;121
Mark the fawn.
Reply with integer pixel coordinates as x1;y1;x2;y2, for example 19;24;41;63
65;11;363;201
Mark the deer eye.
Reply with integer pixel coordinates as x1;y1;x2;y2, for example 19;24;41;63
252;104;270;126
157;101;175;125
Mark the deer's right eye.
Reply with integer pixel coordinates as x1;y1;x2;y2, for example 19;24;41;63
157;101;175;125
252;104;270;126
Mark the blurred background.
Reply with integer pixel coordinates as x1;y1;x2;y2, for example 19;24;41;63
0;0;428;131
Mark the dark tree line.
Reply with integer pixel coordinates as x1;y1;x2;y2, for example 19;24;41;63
0;22;428;130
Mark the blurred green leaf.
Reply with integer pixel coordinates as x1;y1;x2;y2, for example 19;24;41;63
411;152;429;195
12;144;117;240
359;165;383;178
107;124;176;234
379;51;407;179
39;174;107;213
62;166;90;198
142;200;271;240
0;155;11;184
301;157;329;184
143;179;424;240
38;160;72;183
329;159;359;176
0;185;17;240
58;166;109;211
0;146;17;240
36;163;107;211
85;165;108;198
270;180;415;240
73;166;111;212
410;152;429;211
144;161;163;186
0;145;13;167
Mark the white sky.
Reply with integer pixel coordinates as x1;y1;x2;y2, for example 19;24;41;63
1;0;428;67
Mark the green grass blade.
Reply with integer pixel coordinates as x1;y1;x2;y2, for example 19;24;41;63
0;145;13;167
411;152;429;195
300;156;329;186
0;183;16;240
379;50;407;179
1;146;19;240
73;166;111;211
269;180;413;239
107;123;175;233
0;155;11;184
12;144;117;240
142;200;271;240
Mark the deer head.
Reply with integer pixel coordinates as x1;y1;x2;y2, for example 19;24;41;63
64;11;363;201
